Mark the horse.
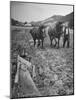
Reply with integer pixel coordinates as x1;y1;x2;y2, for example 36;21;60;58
30;25;46;48
48;22;63;48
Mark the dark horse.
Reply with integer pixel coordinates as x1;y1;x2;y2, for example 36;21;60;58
30;25;46;48
48;22;63;48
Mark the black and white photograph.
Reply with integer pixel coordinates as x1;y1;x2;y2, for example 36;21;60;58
10;1;74;99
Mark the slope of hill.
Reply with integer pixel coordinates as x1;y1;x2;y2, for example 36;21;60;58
30;15;64;26
42;15;64;25
42;12;74;25
30;12;74;28
11;18;25;26
11;12;74;28
60;12;74;22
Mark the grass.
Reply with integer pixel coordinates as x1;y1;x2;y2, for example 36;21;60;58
11;25;74;98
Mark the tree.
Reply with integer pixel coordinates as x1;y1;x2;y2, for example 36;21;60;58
24;21;27;25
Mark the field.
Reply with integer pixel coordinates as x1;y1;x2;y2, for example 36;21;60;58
11;25;74;98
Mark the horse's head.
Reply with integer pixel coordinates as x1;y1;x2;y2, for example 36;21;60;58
42;29;47;38
39;25;47;38
56;21;64;35
39;24;45;30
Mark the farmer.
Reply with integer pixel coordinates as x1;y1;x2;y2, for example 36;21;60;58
63;26;70;48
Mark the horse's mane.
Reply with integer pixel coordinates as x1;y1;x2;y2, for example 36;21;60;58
47;21;63;33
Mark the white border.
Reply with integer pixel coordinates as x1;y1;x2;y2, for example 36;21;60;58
0;0;75;100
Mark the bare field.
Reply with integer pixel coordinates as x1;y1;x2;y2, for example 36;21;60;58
11;26;74;98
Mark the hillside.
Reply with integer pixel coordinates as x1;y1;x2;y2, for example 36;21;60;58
60;12;74;22
42;15;64;25
30;12;74;28
11;18;25;26
42;12;74;26
11;12;74;28
30;15;63;26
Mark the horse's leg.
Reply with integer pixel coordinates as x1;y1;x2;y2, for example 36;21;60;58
51;38;53;47
58;37;60;48
34;39;36;47
67;36;70;48
42;39;44;48
42;39;43;48
54;38;57;47
67;40;69;48
63;38;66;48
51;37;55;47
50;37;52;47
37;39;40;47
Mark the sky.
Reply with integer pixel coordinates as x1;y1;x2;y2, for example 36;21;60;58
10;2;73;23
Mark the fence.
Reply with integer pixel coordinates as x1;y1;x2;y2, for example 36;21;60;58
13;55;41;98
